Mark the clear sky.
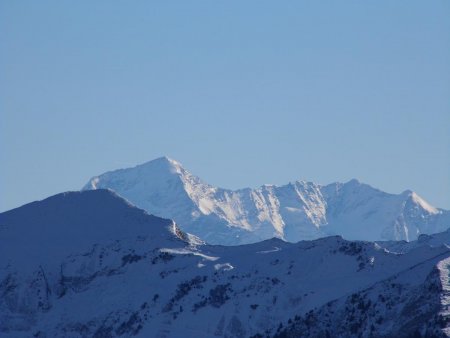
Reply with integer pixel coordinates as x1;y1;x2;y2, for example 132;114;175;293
1;1;449;212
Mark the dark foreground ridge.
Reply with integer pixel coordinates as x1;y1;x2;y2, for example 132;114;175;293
1;190;450;337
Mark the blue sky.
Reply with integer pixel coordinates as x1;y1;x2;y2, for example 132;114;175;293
1;1;449;211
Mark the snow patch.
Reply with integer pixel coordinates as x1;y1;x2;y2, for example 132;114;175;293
214;263;234;271
159;248;219;261
257;247;281;254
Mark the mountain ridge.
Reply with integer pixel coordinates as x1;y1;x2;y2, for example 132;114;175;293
2;190;450;337
83;157;450;245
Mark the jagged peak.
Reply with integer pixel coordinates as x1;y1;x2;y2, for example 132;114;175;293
410;191;439;214
146;155;181;166
83;156;191;191
343;178;378;190
401;189;414;196
399;189;439;214
340;179;389;196
136;156;184;173
347;178;361;185
322;178;375;196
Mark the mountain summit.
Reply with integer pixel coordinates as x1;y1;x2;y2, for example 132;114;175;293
83;157;450;245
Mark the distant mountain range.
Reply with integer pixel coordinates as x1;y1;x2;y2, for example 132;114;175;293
83;157;450;245
2;190;450;337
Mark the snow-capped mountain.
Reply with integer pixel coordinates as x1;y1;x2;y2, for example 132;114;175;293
2;190;450;337
83;157;450;245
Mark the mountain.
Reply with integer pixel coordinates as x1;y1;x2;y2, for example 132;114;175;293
83;157;450;245
1;189;450;337
0;189;198;273
377;228;450;254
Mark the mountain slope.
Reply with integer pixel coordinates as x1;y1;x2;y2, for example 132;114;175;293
83;157;450;245
377;227;450;254
1;190;450;337
0;190;182;271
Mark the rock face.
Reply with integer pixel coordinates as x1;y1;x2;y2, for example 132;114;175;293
83;156;450;245
1;189;450;337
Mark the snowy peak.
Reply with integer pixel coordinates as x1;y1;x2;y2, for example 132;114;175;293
83;158;205;225
407;190;440;215
84;156;186;190
83;157;450;245
138;156;185;175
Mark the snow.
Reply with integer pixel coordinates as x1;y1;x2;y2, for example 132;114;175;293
213;263;234;271
256;246;281;254
411;191;440;214
1;189;450;337
438;257;450;324
159;248;219;261
83;156;450;245
377;228;450;254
